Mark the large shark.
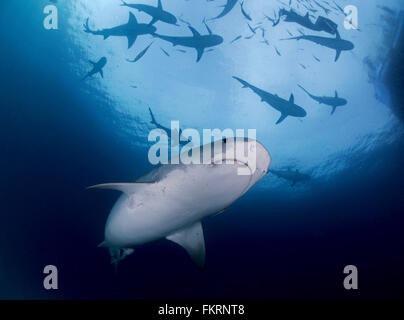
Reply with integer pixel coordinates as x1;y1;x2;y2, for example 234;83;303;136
154;23;223;62
233;76;307;124
88;138;271;268
211;0;239;20
83;12;156;49
148;107;191;146
298;85;347;115
282;31;354;62
83;57;107;80
269;168;310;187
121;0;178;26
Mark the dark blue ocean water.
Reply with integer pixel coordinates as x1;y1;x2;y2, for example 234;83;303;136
1;1;403;299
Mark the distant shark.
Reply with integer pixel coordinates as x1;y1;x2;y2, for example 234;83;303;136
83;57;107;80
83;12;156;49
282;31;354;61
233;77;307;124
154;23;223;62
298;85;347;115
121;0;178;26
210;0;238;20
269;168;310;187
148;107;191;146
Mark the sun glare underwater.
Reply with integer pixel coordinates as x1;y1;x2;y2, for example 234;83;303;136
1;0;404;299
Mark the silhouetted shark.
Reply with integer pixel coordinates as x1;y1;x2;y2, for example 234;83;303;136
154;24;223;62
233;76;307;124
211;0;238;20
148;107;191;146
279;9;338;35
121;0;178;26
83;57;107;80
282;31;354;61
269;168;310;187
298;85;347;115
83;13;156;49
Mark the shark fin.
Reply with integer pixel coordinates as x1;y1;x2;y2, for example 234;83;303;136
127;35;138;49
189;26;201;37
99;69;104;78
167;221;206;267
149;17;158;25
103;35;110;40
289;93;294;104
89;60;96;65
87;182;152;196
335;49;341;62
158;0;162;9
276;113;288;125
335;30;341;39
335;90;338;97
196;47;204;62
331;106;337;115
128;12;138;25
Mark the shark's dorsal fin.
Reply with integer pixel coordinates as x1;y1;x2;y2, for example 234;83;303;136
189;26;201;37
167;222;205;267
276;113;288;125
335;90;338;97
87;182;152;196
128;12;138;25
289;93;294;104
335;30;341;39
158;0;162;9
305;12;309;18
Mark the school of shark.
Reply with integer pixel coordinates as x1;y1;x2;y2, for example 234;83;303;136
81;0;358;268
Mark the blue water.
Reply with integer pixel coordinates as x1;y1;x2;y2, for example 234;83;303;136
1;0;403;299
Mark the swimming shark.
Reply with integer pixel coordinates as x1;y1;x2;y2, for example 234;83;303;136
148;107;190;146
88;138;271;268
211;0;239;20
282;31;354;61
269;168;310;187
279;8;338;35
83;12;156;49
121;0;178;26
154;24;223;62
83;57;107;80
233;76;307;124
298;85;347;115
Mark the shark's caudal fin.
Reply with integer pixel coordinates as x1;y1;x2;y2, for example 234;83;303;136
276;113;288;124
232;76;249;88
298;84;314;98
166;221;206;267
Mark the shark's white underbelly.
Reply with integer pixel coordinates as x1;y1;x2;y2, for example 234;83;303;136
104;162;253;247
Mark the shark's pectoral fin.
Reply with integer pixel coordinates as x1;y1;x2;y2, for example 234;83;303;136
127;35;138;49
87;182;153;196
276;113;288;125
99;69;104;78
335;49;341;62
196;47;204;62
167;222;206;267
331;106;337;115
149;17;158;25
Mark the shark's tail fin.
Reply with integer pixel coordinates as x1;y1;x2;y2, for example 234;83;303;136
232;76;249;88
120;0;128;6
148;107;157;125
